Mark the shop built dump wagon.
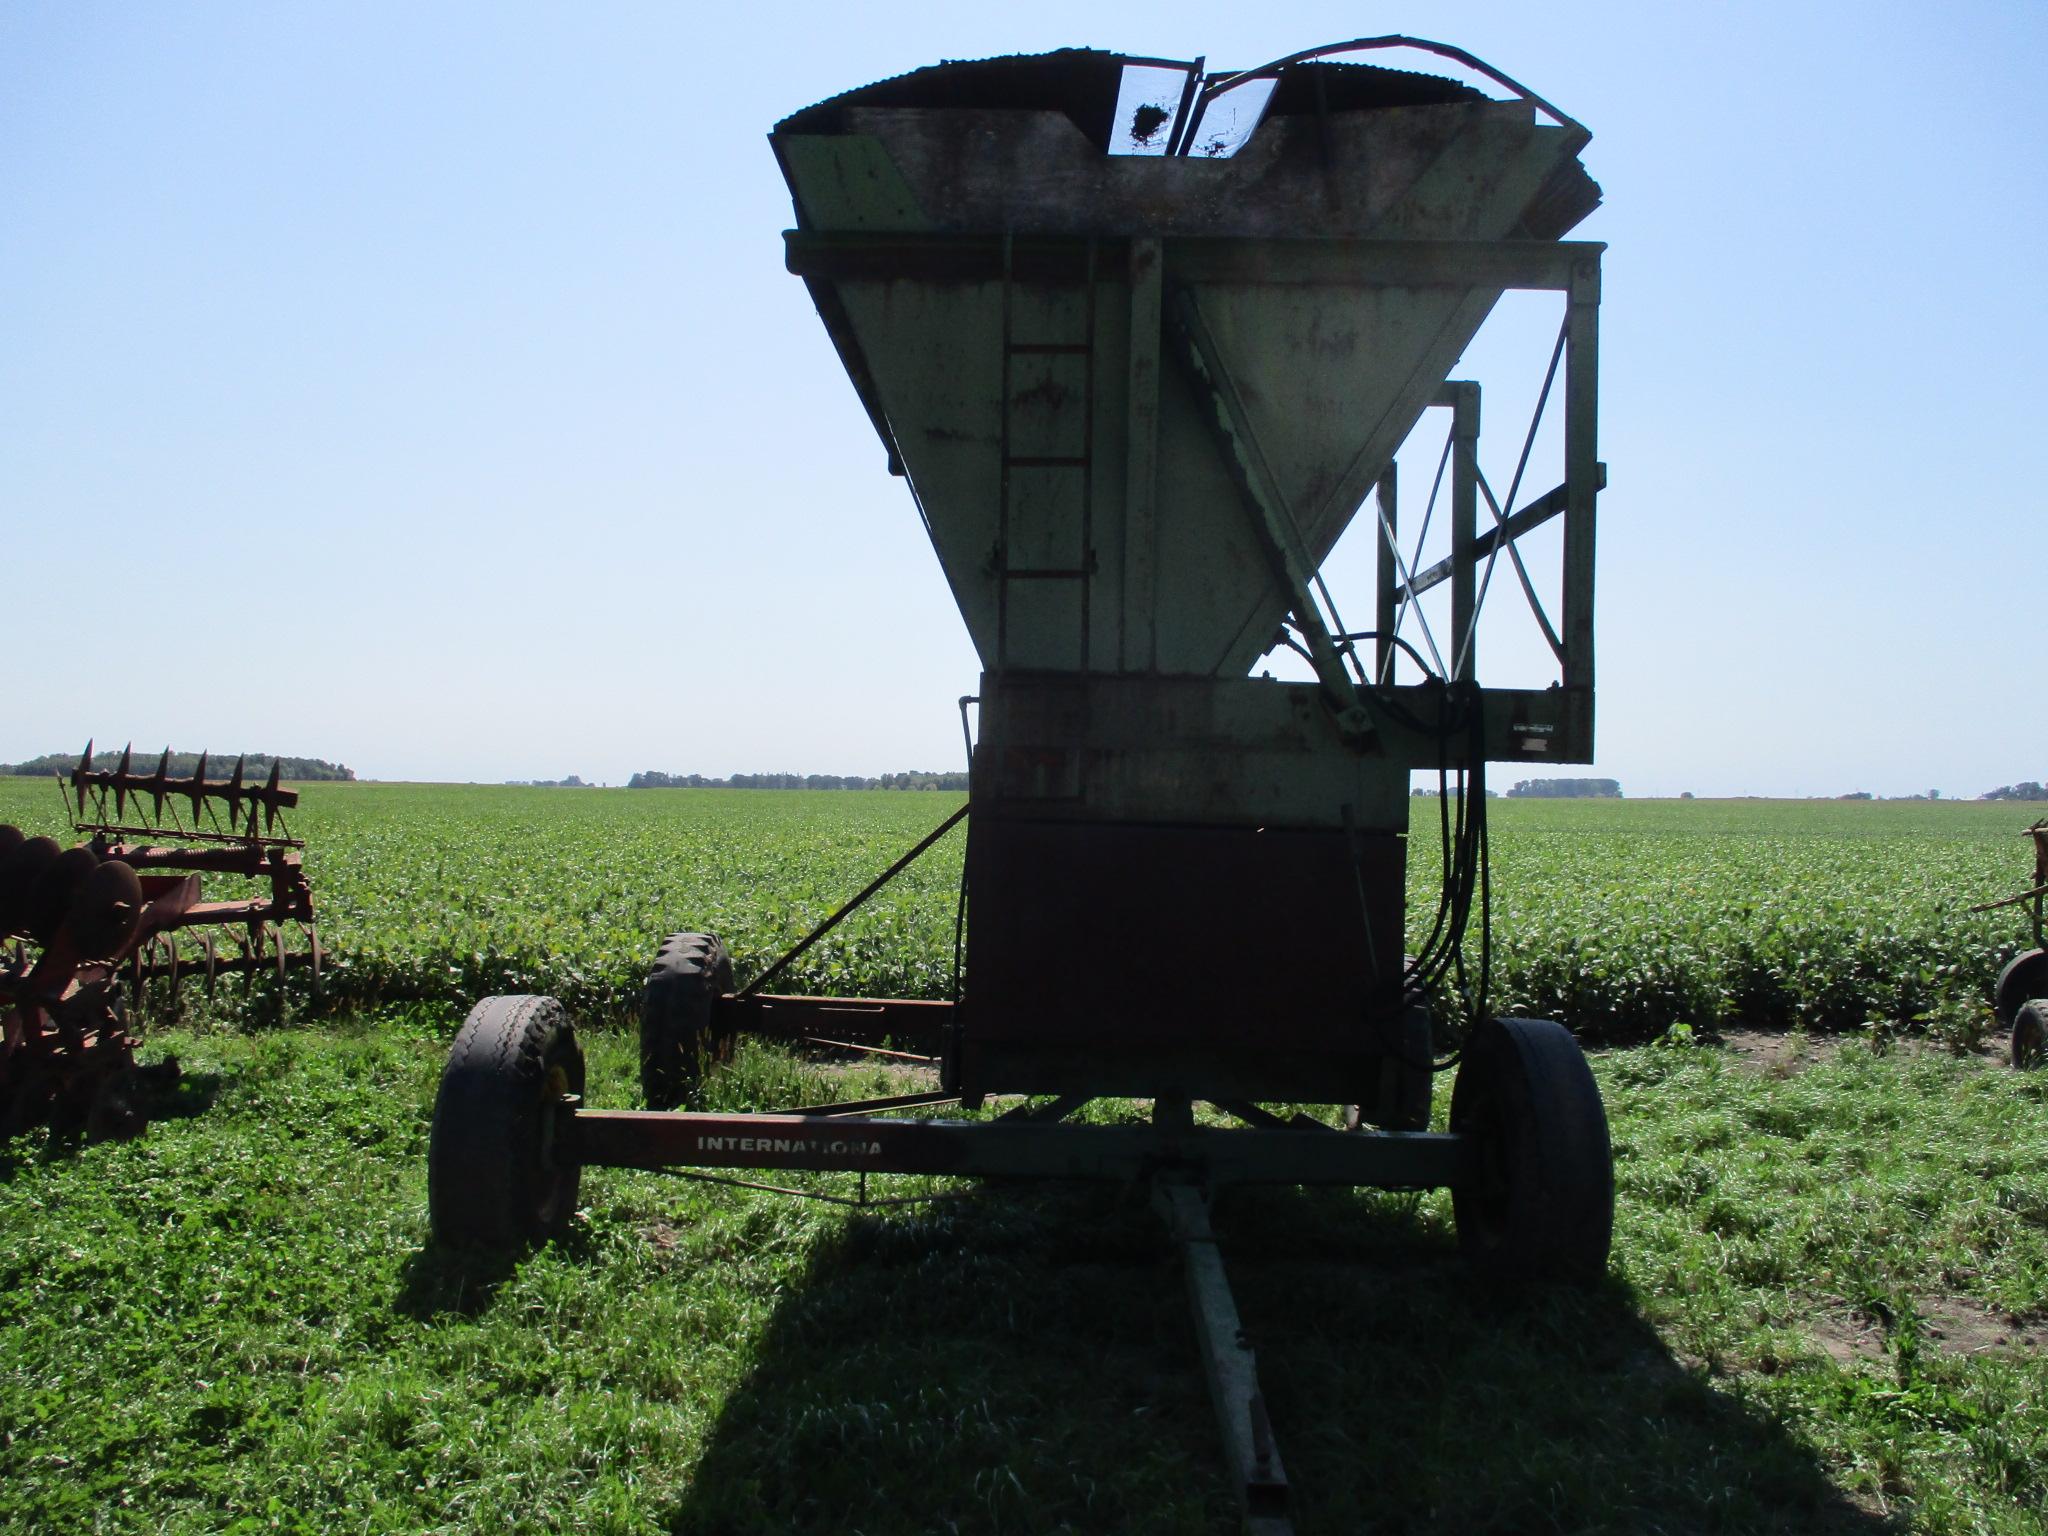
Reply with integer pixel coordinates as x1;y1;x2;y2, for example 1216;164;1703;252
429;37;1610;1529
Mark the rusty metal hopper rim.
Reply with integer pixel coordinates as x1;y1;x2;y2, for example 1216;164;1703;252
770;39;1529;149
1193;35;1587;148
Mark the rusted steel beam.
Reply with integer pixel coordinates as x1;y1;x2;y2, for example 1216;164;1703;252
566;1108;1469;1188
1973;883;2048;915
766;1090;959;1118
738;805;967;999
784;232;1603;293
720;992;951;1051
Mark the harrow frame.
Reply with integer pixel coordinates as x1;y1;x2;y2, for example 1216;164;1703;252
0;743;319;1138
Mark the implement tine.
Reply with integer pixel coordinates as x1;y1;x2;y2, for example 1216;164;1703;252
69;740;93;820
188;751;209;827
264;760;282;833
116;742;133;819
227;755;246;828
152;749;171;824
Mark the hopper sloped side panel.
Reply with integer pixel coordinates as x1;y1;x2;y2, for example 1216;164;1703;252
829;275;1131;672
1165;277;1503;677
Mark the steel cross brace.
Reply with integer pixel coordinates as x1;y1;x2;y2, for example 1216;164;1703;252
1162;283;1374;743
1154;1179;1294;1536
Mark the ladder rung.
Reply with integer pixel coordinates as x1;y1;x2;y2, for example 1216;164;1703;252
1007;342;1092;356
1004;455;1089;469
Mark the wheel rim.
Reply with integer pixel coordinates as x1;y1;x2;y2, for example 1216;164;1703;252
534;1060;574;1224
2016;1013;2047;1069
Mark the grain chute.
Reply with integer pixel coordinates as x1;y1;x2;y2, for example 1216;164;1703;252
428;37;1611;1529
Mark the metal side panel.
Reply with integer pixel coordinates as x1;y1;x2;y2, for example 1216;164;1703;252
959;816;1407;1099
971;673;1410;827
776;135;933;231
832;272;1131;672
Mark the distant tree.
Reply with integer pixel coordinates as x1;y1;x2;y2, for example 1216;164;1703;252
625;769;967;791
1840;791;1874;801
1;749;353;781
1506;777;1622;799
1984;781;2048;802
1680;791;1695;800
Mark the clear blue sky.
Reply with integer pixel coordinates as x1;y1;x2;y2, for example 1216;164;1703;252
4;2;2041;796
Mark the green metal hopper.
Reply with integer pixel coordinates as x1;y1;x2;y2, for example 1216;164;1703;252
773;37;1606;1118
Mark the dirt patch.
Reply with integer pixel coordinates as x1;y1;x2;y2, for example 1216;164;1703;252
1715;1028;1829;1077
1919;1296;2048;1355
1809;1295;2045;1366
1713;1025;2011;1072
1810;1309;1888;1367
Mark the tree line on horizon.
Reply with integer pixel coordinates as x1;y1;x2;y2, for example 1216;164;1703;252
0;750;355;782
1506;777;1623;798
627;770;970;791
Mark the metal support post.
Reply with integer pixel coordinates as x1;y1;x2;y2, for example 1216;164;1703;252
1447;382;1480;681
1372;465;1396;683
1123;237;1163;672
1562;255;1601;750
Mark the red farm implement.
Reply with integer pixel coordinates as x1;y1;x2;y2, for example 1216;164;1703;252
0;743;318;1138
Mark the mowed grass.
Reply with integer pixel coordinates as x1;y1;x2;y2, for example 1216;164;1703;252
3;782;2044;1529
3;1018;2046;1534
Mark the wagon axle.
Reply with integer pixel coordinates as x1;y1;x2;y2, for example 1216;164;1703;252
429;980;1612;1532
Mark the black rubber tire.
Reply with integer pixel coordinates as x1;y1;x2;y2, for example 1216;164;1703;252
1450;1017;1614;1284
2013;1000;2048;1070
428;995;585;1248
1995;949;2048;1031
640;932;734;1110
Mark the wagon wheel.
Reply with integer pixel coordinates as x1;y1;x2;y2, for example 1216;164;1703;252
1994;949;2048;1032
428;995;585;1247
2013;1000;2048;1070
640;933;735;1110
1449;1017;1613;1283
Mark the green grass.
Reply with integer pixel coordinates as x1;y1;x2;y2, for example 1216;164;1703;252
4;783;2044;1528
3;1019;2045;1534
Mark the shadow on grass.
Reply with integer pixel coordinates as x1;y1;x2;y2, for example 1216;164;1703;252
394;1224;603;1320
148;1066;227;1122
0;1066;227;1179
1221;1185;1890;1535
668;1181;1891;1536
